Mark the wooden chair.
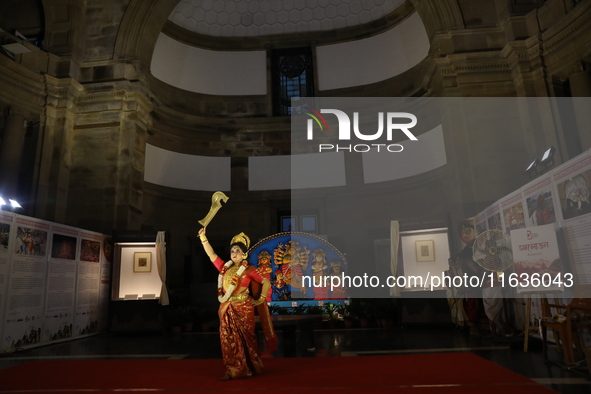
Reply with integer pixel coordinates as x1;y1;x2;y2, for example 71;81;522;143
540;296;574;365
566;298;591;365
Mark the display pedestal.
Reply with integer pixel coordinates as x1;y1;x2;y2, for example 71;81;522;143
109;300;164;333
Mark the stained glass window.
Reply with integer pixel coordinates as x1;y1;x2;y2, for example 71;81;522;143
271;47;315;116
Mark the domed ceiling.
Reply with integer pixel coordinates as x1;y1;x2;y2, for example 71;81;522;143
168;0;406;37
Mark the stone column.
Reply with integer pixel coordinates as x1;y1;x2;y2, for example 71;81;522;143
0;108;27;198
569;70;591;152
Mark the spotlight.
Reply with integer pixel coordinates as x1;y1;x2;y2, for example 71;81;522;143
525;159;538;176
539;147;556;169
0;197;22;211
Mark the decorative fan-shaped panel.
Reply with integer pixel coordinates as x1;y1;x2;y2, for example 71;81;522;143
248;232;347;301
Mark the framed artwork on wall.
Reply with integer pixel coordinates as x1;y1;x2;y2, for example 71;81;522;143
133;252;152;273
415;240;435;262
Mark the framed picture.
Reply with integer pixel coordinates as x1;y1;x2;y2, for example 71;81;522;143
415;240;435;262
280;216;296;232
134;252;152;273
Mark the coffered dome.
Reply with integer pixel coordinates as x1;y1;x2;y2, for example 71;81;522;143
169;0;406;37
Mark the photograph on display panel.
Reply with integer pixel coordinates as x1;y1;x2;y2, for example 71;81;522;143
80;239;101;263
557;170;591;220
0;223;9;252
51;234;77;260
15;226;47;256
525;191;556;226
487;213;502;231
523;175;557;227
503;202;526;233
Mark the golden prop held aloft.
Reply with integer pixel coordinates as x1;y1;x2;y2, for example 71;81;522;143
198;191;229;227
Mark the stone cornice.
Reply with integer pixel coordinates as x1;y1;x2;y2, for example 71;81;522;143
0;56;45;95
76;81;153;104
541;0;591;53
44;75;84;98
434;52;512;75
500;36;543;63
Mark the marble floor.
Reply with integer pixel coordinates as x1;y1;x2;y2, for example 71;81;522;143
0;326;589;393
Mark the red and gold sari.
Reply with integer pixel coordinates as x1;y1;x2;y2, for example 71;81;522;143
214;258;277;379
218;298;263;378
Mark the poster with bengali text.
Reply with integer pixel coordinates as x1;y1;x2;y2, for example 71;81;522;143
1;216;50;352
0;211;15;349
552;152;591;287
74;232;102;338
510;224;563;294
42;225;79;344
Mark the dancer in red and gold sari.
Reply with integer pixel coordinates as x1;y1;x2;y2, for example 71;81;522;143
199;228;277;380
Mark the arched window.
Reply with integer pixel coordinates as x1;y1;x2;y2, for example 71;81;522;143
271;47;315;116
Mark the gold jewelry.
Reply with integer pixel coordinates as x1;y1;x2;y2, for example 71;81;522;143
201;240;209;244
253;295;266;306
199;235;208;242
230;232;250;248
218;260;248;303
223;264;240;290
227;293;249;302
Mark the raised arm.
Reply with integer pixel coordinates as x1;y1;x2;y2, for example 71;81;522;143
198;227;218;262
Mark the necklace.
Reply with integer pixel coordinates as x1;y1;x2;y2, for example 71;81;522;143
217;260;248;303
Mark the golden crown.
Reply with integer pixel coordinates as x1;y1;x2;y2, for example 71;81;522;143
230;232;250;249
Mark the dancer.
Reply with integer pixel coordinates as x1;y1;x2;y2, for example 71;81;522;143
198;227;277;380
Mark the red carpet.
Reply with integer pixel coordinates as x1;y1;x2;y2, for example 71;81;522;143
0;353;557;393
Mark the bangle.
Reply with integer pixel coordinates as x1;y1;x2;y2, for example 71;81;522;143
201;240;209;244
199;235;207;242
